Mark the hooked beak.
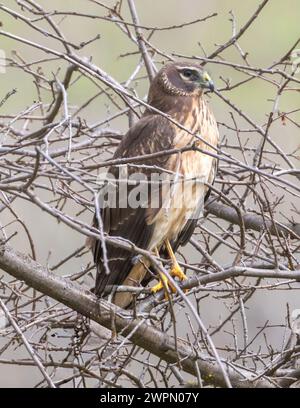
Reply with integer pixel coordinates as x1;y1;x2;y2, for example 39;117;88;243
204;80;215;92
207;79;215;92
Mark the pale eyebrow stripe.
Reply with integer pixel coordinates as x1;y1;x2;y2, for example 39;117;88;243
177;66;200;72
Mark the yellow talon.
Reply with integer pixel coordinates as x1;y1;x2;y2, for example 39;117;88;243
151;272;175;296
150;240;188;297
170;263;188;294
170;263;187;281
166;239;188;287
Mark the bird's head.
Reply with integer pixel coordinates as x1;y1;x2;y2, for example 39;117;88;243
156;62;215;97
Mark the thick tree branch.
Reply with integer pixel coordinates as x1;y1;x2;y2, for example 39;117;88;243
206;200;300;240
0;242;276;388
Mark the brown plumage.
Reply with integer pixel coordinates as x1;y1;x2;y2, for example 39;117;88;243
90;61;219;300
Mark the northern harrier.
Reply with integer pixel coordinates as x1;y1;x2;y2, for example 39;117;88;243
90;62;219;302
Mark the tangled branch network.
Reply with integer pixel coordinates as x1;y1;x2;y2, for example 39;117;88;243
0;0;300;388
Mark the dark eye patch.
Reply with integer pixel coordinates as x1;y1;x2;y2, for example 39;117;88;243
183;69;192;77
180;68;199;81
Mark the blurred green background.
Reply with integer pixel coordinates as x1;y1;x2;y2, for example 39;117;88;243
1;0;300;119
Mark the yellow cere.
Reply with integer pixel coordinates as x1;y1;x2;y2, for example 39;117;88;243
203;72;211;82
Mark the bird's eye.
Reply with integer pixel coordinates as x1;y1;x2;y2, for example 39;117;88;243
182;69;193;78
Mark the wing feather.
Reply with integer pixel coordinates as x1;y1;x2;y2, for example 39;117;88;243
93;115;176;296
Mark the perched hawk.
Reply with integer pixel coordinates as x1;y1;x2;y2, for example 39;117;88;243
91;62;219;303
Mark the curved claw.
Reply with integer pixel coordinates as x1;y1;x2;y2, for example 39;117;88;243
170;264;187;281
170;264;189;294
151;273;176;298
150;240;188;297
151;265;188;297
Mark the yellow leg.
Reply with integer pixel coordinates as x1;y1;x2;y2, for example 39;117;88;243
165;240;188;282
150;241;187;296
151;247;175;295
